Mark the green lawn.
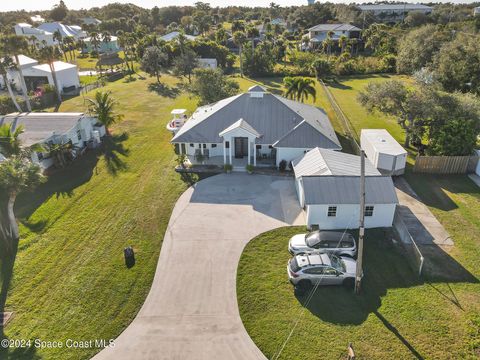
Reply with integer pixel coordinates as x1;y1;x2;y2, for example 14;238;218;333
0;74;199;359
238;199;480;360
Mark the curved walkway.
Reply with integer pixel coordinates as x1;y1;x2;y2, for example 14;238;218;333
93;174;304;360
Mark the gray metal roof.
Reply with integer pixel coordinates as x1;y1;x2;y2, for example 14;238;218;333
302;176;398;205
361;129;407;156
292;148;379;178
219;118;261;137
308;23;361;32
273;121;340;149
172;90;341;149
0;112;85;147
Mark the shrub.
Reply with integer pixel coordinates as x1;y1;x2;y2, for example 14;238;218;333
246;164;254;173
334;60;357;75
279;159;287;171
224;164;233;172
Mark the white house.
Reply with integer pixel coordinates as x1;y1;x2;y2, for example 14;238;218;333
306;23;361;49
292;148;398;230
361;129;407;175
160;31;197;42
358;4;433;22
171;85;341;169
0;55;80;94
197;58;217;69
0;113;105;169
82;17;102;26
14;23;55;48
38;22;87;39
83;36;120;53
30;15;45;23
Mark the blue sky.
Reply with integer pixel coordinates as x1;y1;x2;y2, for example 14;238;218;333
1;0;475;12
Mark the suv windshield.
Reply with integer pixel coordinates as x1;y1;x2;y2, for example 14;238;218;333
290;257;301;272
329;254;346;272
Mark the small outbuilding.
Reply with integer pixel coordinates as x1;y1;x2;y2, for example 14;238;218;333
360;129;407;175
292;148;398;230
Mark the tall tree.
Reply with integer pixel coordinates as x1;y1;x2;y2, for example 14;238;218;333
0;124;24;157
39;46;62;103
50;0;68;22
0;156;45;247
283;77;316;103
190;68;239;106
2;35;32;112
233;31;247;77
140;46;167;84
173;48;198;83
0;56;22;112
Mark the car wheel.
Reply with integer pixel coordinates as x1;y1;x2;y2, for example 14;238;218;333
343;277;355;289
294;280;312;296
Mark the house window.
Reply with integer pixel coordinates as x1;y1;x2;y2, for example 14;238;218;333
256;145;262;150
36;152;44;161
189;143;194;147
327;206;337;217
365;206;374;217
211;144;217;148
225;141;230;149
77;129;82;141
268;145;273;149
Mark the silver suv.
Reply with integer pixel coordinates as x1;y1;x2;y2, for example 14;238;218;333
288;231;357;258
287;253;356;294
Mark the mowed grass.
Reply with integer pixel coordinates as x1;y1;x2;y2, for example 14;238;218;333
0;74;199;359
238;216;480;359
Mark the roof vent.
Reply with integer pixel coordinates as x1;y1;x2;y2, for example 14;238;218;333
250;92;264;98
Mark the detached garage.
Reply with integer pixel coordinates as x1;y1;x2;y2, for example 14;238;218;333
22;61;80;94
292;148;398;230
361;129;407;175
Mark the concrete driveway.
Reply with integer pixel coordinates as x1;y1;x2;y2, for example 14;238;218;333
93;174;304;360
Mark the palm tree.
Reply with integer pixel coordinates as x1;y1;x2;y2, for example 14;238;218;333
39;46;62;103
102;31;112;52
63;36;75;61
89;31;101;54
2;35;32;112
87;91;123;136
296;77;316;103
0;124;24;157
53;30;68;62
0;156;45;246
0;56;22;112
283;77;316;103
44;141;73;168
339;34;348;54
233;31;247;77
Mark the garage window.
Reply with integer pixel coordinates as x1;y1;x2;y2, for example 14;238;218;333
365;206;374;217
327;206;337;217
211;144;217;148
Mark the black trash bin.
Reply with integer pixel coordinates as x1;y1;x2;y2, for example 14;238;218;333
124;246;135;268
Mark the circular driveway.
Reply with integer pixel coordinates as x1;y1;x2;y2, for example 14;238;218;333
93;174;304;360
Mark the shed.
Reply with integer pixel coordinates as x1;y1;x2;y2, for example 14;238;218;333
360;129;407;175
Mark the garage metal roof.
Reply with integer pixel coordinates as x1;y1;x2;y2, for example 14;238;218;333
292;148;379;178
302;176;398;205
361;129;407;156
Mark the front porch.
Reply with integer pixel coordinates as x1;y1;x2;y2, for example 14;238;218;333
186;155;276;170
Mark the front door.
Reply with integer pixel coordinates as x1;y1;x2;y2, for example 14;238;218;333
234;137;248;158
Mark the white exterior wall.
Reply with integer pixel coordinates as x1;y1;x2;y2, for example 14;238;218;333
475;150;480;176
276;147;309;167
55;67;80;91
361;131;407;175
14;25;55;47
306;203;396;230
183;143;224;157
295;178;305;208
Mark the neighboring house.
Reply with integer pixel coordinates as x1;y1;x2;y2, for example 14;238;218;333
358;4;433;22
474;7;480;16
38;22;87;39
360;129;407;176
0;113;105;169
82;17;102;26
83;36;120;53
292;148;398;230
30;15;45;23
0;54;80;94
171;85;341;168
197;58;217;69
14;23;55;48
306;23;361;49
271;18;287;27
160;31;196;42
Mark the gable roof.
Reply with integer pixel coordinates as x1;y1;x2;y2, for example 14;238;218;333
171;91;341;149
248;85;266;92
160;31;196;42
0;112;86;147
302;176;398;205
38;22;84;38
308;23;361;32
292;148;379;178
219;118;261;137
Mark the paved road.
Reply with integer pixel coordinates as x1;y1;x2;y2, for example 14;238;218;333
93;174;304;360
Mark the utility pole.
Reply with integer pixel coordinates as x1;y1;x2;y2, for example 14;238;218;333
355;150;366;295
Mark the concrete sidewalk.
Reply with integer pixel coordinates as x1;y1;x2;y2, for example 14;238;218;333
394;177;453;247
93;174;304;360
